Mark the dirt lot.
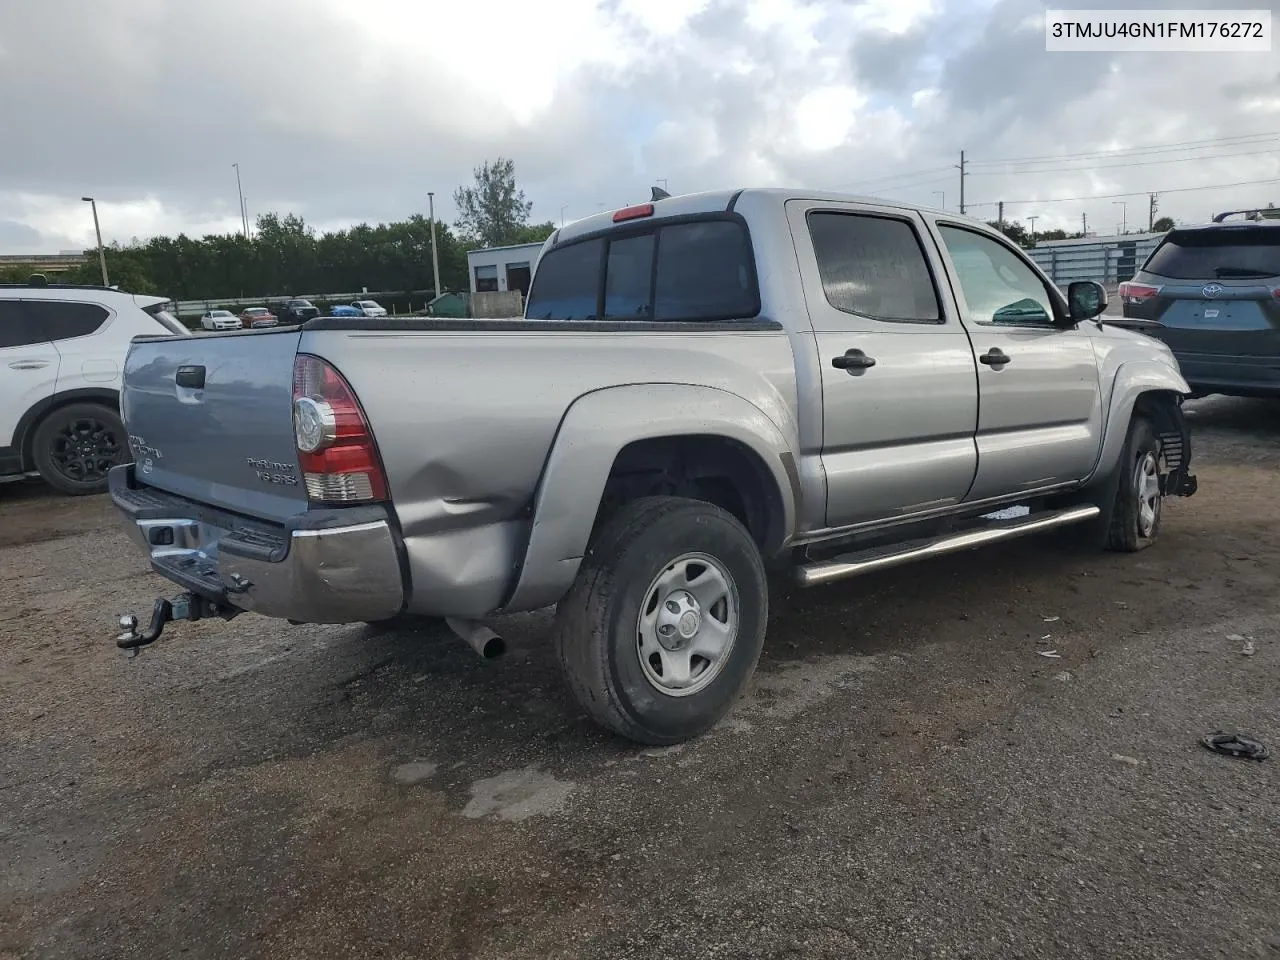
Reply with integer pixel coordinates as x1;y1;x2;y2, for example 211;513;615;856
2;396;1279;960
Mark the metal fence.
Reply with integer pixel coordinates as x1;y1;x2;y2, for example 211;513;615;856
171;290;434;319
1028;233;1166;286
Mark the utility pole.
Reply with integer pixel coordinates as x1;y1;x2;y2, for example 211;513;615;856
958;150;967;215
81;197;109;286
997;201;1004;231
427;192;442;301
1113;200;1127;235
933;190;945;210
560;205;568;227
1148;192;1160;231
1081;212;1088;237
1028;215;1039;246
232;162;248;237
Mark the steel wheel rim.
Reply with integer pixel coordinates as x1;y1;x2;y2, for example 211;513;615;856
636;552;740;697
1134;450;1162;538
49;416;123;484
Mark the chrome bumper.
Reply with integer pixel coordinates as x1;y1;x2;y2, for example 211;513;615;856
109;466;405;623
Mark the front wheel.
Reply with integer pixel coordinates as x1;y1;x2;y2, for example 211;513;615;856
1106;416;1165;552
554;496;768;745
31;402;129;496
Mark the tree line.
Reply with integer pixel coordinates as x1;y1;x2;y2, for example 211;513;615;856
0;158;554;301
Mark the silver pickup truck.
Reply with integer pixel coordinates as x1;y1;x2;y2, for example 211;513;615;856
109;188;1197;744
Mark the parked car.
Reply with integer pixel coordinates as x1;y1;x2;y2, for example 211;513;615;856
328;304;363;317
200;310;242;331
239;306;278;328
1114;215;1280;398
352;299;387;317
108;188;1197;744
0;281;186;494
275;299;321;324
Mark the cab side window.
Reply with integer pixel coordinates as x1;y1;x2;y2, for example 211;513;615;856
937;226;1056;327
808;212;942;324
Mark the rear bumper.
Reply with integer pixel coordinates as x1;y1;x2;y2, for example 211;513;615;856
108;465;405;623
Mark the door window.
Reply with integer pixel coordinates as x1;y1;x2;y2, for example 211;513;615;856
938;226;1056;327
808;212;942;323
0;300;47;348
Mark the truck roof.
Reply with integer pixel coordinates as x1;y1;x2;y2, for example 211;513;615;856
549;187;985;249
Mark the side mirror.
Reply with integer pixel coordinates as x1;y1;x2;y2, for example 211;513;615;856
1067;280;1108;321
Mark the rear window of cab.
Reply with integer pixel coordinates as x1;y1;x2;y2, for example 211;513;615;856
525;218;759;323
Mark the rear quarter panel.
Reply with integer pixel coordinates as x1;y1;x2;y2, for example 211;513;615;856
298;323;798;616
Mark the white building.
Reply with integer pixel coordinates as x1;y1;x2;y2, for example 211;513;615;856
466;241;546;299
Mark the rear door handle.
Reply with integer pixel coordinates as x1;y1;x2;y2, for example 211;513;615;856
979;348;1011;367
8;359;50;370
832;349;876;372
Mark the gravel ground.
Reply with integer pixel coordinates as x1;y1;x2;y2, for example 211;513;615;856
2;396;1278;960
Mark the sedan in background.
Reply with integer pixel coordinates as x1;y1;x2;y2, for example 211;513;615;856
200;309;242;331
352;299;388;317
239;306;278;328
328;304;363;317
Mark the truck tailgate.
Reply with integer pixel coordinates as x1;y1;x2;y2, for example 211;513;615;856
121;330;308;522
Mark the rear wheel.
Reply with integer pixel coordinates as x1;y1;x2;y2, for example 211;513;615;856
31;402;128;496
1106;416;1165;552
555;496;768;745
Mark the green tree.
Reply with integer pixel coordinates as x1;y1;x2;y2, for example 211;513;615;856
452;157;534;247
1152;216;1175;232
989;219;1031;248
507;220;556;245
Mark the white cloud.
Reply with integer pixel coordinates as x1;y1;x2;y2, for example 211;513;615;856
1;0;1278;251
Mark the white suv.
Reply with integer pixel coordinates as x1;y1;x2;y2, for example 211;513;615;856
0;282;188;495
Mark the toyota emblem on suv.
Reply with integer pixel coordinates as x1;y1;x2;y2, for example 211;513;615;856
1202;283;1224;298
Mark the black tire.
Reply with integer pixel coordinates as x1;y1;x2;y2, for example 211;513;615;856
31;402;129;496
554;496;768;745
1105;416;1164;553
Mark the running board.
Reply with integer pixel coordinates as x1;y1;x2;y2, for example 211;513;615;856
795;504;1101;587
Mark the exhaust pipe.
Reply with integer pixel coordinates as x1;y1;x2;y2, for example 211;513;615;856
445;617;506;659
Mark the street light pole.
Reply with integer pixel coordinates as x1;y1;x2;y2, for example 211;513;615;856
232;162;248;237
1028;215;1039;246
933;190;945;210
1113;200;1127;235
81;197;109;286
428;192;442;300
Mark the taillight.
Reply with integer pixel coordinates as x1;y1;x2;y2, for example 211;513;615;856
292;354;388;503
1272;287;1280;301
613;203;654;222
1118;282;1160;303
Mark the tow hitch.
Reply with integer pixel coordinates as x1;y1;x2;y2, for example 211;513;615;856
116;592;241;657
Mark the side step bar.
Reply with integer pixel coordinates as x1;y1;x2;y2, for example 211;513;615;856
795;504;1101;587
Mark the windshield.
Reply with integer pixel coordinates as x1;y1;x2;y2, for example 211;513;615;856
211;311;232;317
1144;227;1280;280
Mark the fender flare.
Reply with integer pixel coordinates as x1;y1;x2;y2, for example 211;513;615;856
1087;360;1190;486
500;383;800;613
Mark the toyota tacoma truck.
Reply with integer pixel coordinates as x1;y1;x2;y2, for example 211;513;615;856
108;189;1197;744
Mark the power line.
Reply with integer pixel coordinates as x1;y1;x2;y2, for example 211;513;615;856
830;165;955;191
965;175;1280;209
970;146;1280;176
968;131;1280;167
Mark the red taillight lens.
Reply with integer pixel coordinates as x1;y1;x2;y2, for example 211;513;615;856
1272;287;1280;301
1118;282;1160;303
612;203;654;222
292;354;388;503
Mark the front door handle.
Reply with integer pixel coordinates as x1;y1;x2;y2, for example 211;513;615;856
979;348;1011;367
8;359;50;370
832;349;876;373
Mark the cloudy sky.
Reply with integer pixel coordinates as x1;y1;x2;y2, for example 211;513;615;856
2;0;1278;254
